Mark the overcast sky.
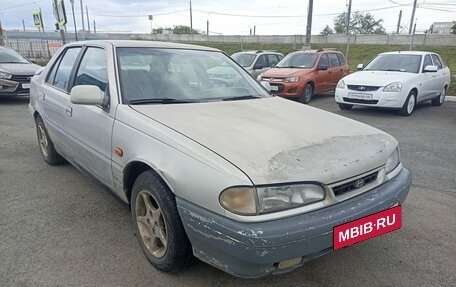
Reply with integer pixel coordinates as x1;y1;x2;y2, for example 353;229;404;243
0;0;455;35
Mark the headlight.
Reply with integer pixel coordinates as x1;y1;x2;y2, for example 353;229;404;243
0;72;12;80
219;187;257;215
385;148;400;174
383;82;402;92
284;76;300;83
256;75;262;81
257;184;324;214
337;79;346;89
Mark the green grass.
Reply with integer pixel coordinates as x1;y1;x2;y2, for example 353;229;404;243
186;42;456;96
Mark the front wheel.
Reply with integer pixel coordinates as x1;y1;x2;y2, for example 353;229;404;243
299;83;314;104
398;90;416;116
131;170;194;272
338;103;353;110
431;86;446;106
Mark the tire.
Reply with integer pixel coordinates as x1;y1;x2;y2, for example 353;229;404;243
398;90;416;116
35;115;65;165
431;86;446;106
131;170;194;272
299;83;314;104
338;103;353;110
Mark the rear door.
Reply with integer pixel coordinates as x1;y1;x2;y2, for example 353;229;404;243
62;46;115;188
328;53;344;89
430;54;448;94
39;47;82;156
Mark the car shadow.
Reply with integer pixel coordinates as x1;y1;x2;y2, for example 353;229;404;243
0;96;30;105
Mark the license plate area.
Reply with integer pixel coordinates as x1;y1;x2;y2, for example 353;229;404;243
22;83;30;89
347;92;373;100
270;85;279;91
333;205;402;250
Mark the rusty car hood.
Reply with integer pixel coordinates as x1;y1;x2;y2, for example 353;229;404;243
260;67;312;78
132;97;397;185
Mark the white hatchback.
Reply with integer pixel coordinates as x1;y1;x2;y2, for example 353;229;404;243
335;51;451;116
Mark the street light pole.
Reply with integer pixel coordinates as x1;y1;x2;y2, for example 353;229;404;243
305;0;313;46
80;0;85;40
70;0;78;41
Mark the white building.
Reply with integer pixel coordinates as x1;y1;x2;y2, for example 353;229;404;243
428;22;454;35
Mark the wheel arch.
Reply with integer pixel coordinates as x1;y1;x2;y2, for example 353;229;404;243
123;160;175;205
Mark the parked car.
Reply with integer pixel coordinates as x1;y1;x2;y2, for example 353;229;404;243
335;51;451;116
0;46;41;97
231;50;283;78
258;49;350;103
29;40;411;278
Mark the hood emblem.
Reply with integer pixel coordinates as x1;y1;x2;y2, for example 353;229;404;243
358;86;366;91
353;179;365;189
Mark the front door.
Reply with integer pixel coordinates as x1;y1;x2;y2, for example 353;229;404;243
62;46;115;188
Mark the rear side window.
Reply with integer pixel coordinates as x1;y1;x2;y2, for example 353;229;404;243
328;53;341;67
431;54;443;69
337;53;346;65
50;47;81;91
423;55;432;71
74;47;108;92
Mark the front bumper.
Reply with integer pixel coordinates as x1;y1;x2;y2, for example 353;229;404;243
335;88;407;108
177;168;411;278
265;82;303;98
0;79;30;96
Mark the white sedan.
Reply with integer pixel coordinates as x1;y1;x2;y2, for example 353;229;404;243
335;51;451;116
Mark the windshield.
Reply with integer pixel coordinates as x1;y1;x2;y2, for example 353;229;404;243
276;53;317;68
364;54;422;73
0;48;29;64
117;48;271;104
231;53;256;67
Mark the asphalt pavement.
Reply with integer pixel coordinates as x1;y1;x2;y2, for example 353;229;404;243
1;95;455;287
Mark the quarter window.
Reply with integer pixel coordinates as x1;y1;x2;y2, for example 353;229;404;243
431;54;443;69
74;47;108;92
52;47;81;91
328;53;341;67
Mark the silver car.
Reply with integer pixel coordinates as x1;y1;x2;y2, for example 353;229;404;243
0;46;41;96
29;40;411;278
231;50;284;78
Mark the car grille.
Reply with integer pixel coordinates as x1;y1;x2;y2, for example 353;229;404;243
343;97;379;104
270;84;284;93
10;75;34;82
332;171;378;197
347;85;381;92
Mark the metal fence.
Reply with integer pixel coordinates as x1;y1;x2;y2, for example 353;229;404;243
1;30;456;60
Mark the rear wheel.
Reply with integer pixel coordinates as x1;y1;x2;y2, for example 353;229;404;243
431;86;446;106
299;83;314;104
338;103;353;110
131;170;194;272
398;90;416;116
35;115;65;165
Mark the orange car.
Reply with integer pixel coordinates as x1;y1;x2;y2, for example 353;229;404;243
258;49;350;103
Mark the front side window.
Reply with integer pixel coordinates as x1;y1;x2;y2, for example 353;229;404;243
74;47;108;92
267;54;281;67
276;52;317;68
318;54;329;67
364;54;422;74
422;55;432;72
231;53;256;67
431;54;443;69
116;48;270;104
255;55;267;68
52;47;81;91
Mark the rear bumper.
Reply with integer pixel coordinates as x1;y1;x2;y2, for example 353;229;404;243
177;168;411;278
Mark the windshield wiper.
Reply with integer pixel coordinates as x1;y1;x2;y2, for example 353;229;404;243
129;98;195;105
222;95;260;101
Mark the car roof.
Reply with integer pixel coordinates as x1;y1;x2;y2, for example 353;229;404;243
294;49;342;55
235;50;282;55
64;40;221;52
380;51;436;56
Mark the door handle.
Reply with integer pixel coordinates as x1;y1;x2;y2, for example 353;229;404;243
64;106;73;117
39;92;45;101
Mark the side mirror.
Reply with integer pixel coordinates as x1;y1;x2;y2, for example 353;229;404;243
423;65;438;73
357;64;364;70
317;65;328;71
260;81;272;92
253;63;263;70
70;85;106;106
